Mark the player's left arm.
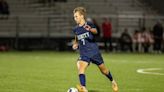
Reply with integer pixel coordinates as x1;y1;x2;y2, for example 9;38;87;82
89;28;97;34
84;25;97;34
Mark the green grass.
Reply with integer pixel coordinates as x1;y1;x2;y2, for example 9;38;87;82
0;51;164;92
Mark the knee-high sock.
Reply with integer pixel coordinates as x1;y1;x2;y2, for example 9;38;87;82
79;74;86;86
106;72;113;81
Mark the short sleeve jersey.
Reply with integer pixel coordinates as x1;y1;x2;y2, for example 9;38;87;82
73;22;100;57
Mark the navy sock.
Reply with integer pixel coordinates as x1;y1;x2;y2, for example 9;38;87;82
79;74;86;86
106;72;113;81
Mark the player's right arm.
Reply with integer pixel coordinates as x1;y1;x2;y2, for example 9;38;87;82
72;36;78;50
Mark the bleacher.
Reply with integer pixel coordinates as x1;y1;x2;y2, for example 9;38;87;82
5;0;159;34
0;0;162;50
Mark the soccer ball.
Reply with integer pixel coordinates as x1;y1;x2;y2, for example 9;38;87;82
67;87;78;92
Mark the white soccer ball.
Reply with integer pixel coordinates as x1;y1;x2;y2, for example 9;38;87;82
67;87;78;92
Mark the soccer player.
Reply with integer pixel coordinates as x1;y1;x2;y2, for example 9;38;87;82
72;7;118;92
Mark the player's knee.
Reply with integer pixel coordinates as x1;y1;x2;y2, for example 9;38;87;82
77;61;88;74
78;68;85;74
78;71;84;74
101;69;109;75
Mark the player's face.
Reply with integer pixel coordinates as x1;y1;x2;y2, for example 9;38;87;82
74;12;83;24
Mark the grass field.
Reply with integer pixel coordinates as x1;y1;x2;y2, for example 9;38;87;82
0;51;164;92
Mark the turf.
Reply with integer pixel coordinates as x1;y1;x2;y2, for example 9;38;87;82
0;51;164;92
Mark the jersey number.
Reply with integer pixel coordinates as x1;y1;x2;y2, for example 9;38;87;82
81;39;85;45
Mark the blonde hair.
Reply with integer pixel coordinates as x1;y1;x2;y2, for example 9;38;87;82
73;7;87;19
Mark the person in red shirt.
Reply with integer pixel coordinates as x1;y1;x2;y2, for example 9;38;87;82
102;18;113;52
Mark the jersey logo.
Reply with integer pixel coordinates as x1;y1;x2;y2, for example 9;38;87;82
77;32;89;40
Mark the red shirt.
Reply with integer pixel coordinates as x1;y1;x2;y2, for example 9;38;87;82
102;22;112;38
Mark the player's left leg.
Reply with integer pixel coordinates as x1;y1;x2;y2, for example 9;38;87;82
98;63;118;92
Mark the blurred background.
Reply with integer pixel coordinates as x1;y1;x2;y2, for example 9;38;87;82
0;1;164;92
0;0;164;53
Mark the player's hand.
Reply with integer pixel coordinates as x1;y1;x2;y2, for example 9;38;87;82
83;25;91;31
72;43;78;50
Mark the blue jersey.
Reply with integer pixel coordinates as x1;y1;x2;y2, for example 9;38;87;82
73;22;100;57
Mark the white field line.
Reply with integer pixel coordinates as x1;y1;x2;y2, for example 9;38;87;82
137;68;164;75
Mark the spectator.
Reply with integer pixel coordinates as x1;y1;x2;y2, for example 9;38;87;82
0;0;10;19
142;27;154;53
0;0;9;15
132;30;144;52
120;28;132;52
153;21;163;53
102;18;113;52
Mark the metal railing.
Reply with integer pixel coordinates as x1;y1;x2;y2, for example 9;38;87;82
0;14;164;37
0;14;163;50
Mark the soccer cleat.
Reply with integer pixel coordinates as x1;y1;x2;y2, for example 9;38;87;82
76;84;88;92
112;80;118;92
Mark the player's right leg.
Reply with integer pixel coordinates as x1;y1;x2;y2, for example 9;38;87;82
76;60;89;92
90;53;118;92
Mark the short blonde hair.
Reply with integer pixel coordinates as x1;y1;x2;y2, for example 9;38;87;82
73;7;87;19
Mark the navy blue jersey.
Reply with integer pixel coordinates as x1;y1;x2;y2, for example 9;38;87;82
73;22;100;57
